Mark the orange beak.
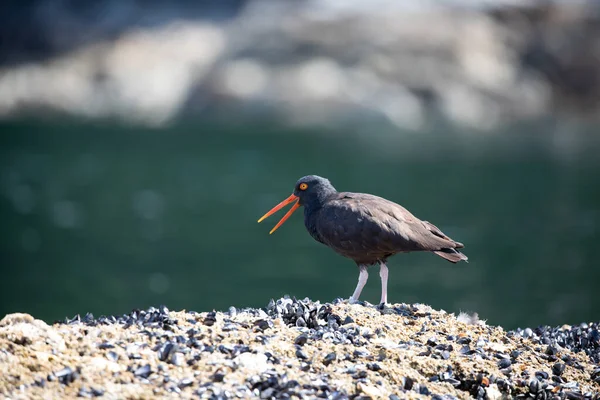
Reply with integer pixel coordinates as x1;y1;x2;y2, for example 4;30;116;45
257;194;301;234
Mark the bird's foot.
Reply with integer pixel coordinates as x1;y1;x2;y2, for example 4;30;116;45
348;298;370;307
348;297;360;305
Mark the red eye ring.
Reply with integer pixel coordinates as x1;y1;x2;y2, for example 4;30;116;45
299;183;308;190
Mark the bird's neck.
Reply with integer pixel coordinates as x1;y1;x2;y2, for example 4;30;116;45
302;188;336;212
303;202;325;244
302;189;336;239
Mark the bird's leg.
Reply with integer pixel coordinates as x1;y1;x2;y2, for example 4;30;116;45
379;261;389;306
349;265;368;304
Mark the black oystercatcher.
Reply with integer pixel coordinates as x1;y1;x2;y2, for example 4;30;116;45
258;175;468;305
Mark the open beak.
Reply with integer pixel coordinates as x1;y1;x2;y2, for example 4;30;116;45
258;194;300;234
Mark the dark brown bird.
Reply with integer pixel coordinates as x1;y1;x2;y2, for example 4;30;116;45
258;175;468;305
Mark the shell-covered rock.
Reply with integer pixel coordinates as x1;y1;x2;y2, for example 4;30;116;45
0;298;598;399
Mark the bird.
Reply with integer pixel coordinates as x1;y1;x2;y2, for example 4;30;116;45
258;175;468;306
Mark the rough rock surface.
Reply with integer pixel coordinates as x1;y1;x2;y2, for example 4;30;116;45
0;297;599;399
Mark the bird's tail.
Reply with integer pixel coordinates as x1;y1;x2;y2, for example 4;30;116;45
434;247;468;263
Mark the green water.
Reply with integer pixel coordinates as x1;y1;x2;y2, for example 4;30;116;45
1;119;598;329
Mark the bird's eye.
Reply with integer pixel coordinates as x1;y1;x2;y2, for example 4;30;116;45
299;183;308;190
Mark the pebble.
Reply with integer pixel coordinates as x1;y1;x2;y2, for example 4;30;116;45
323;352;336;366
294;334;308;346
234;352;268;373
133;364;152;379
295;349;308;360
254;319;270;331
552;363;565;376
98;342;114;350
366;362;381;372
157;342;176;361
106;351;119;362
170;353;185;367
203;312;217;326
356;382;381;397
178;377;194;388
402;377;415;390
535;371;549;380
54;367;77;385
212;372;226;382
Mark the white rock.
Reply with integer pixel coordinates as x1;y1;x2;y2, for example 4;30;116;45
0;313;66;351
234;352;269;373
485;384;506;400
88;357;125;373
357;382;382;397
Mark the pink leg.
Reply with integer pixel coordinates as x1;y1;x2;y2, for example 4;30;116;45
379;261;388;305
350;265;368;303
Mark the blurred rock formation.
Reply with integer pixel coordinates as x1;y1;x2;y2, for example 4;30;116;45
0;0;598;130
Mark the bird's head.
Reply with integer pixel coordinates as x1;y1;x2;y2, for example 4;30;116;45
258;175;336;234
292;175;336;205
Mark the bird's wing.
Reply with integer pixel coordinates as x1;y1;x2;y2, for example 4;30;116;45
315;193;457;258
421;220;464;248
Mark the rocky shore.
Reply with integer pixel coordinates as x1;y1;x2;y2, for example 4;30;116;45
1;297;599;399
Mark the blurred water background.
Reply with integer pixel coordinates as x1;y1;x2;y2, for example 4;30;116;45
1;0;599;329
